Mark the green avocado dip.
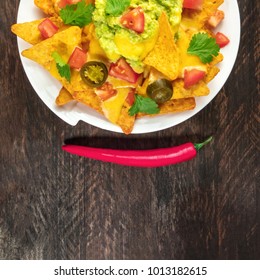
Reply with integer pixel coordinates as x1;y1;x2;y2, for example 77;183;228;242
93;0;183;73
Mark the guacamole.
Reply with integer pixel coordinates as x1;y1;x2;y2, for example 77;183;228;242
93;0;182;73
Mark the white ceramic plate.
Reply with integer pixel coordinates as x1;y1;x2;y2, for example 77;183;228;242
17;0;240;134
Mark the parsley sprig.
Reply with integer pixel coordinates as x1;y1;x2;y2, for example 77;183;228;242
60;1;95;28
105;0;130;16
129;95;160;116
187;33;220;63
52;52;71;82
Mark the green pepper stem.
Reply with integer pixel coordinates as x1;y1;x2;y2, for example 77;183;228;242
194;136;213;151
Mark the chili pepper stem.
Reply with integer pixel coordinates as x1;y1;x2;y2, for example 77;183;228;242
194;136;213;151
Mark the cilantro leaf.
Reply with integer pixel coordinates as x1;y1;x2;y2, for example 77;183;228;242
60;1;94;27
187;33;220;63
105;0;130;16
52;51;71;82
129;95;160;116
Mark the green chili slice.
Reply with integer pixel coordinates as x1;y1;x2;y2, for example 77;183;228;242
80;61;108;87
147;79;173;104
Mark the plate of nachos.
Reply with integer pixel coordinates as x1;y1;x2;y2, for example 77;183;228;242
12;0;240;134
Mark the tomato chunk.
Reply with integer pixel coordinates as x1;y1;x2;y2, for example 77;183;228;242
95;82;117;101
126;88;136;106
68;47;87;69
183;0;203;10
215;32;230;48
38;18;58;39
58;0;81;8
184;69;206;88
109;58;140;84
120;7;145;33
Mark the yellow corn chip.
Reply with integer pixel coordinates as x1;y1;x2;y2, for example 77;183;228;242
71;90;102;114
177;27;208;77
22;26;82;78
158;97;196;115
11;17;65;45
65;70;93;93
172;79;210;99
200;0;224;23
34;0;57;16
55;87;73;106
116;101;135;135
143;12;179;80
11;19;45;45
210;52;224;66
205;66;220;83
182;0;224;29
205;53;223;83
101;88;130;124
63;71;103;113
137;97;196;117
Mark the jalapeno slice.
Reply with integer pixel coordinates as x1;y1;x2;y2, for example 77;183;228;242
80;61;108;87
147;79;173;104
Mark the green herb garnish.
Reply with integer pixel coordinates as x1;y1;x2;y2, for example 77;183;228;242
52;51;71;82
129;95;160;116
105;0;130;16
60;0;94;28
187;32;220;63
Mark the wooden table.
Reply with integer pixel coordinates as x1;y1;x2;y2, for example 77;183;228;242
0;0;259;260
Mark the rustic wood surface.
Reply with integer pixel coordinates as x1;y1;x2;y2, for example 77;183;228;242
0;0;259;260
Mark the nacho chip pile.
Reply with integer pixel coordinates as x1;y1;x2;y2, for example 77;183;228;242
12;0;226;134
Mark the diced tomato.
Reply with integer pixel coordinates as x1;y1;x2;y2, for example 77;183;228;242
58;0;81;8
126;88;136;106
183;0;203;10
109;58;140;84
68;47;87;69
38;18;59;39
58;0;68;8
120;7;145;33
95;82;117;101
184;69;206;88
207;10;225;28
215;32;230;48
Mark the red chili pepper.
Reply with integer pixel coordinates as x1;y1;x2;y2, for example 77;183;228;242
62;137;212;167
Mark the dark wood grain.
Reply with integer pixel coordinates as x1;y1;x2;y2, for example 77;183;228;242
0;0;259;260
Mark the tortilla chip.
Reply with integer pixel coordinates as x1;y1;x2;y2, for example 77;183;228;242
210;52;224;66
101;88;130;124
200;0;224;22
176;27;208;77
143;12;179;80
34;0;57;16
116;101;135;135
55;87;73;106
11;19;44;45
158;97;196;115
205;66;220;83
71;90;102;114
137;97;196;117
22;26;82;78
204;53;223;83
182;0;224;29
65;70;92;92
11;17;65;45
172;79;210;99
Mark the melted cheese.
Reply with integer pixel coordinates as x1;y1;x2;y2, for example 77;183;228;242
101;88;129;124
177;27;207;77
114;30;158;62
